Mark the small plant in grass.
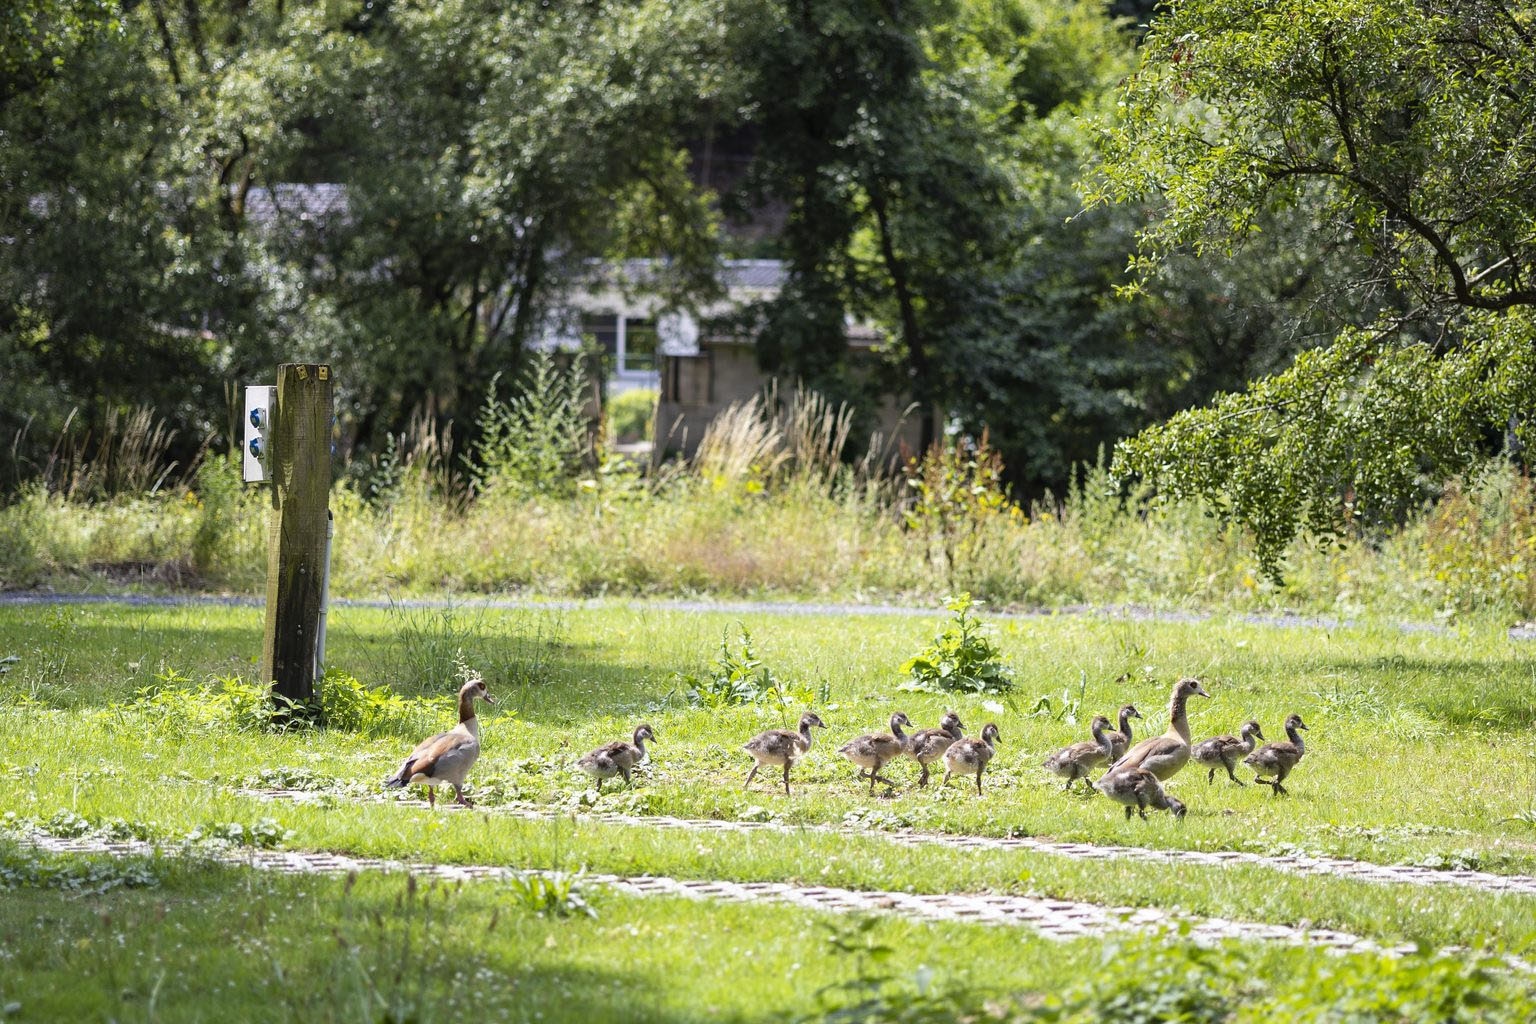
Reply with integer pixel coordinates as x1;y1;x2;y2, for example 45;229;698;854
804;916;967;1024
186;818;292;849
503;870;596;919
123;670;290;735
0;847;159;895
900;593;1013;695
319;669;438;737
681;624;826;709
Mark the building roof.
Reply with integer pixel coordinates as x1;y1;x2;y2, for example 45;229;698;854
244;184;350;228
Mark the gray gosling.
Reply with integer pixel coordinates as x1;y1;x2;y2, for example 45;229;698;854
1108;677;1210;782
1096;766;1187;821
744;711;827;795
838;711;913;794
942;722;1000;795
576;723;657;793
1042;714;1115;793
1192;720;1265;785
1245;713;1309;796
907;711;965;788
1104;704;1144;761
383;677;493;808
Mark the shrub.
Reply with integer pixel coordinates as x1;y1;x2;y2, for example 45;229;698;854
472;354;593;498
607;387;657;444
900;593;1014;695
680;624;829;709
319;669;438;737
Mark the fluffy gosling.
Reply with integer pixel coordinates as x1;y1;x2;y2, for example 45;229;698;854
942;722;1000;795
744;712;827;796
1042;714;1115;793
907;711;965;788
1104;704;1143;761
576;723;657;793
1095;767;1187;821
838;712;913;794
1192;720;1264;785
1245;713;1309;796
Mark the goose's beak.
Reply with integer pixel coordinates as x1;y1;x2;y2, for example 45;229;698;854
482;693;496;704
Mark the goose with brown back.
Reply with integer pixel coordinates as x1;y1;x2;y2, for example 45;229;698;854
1107;677;1210;782
383;678;493;808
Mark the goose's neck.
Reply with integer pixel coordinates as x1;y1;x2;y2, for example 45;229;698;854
632;730;648;756
948;721;964;740
798;722;816;749
1118;710;1134;742
1167;692;1192;743
1286;724;1306;755
459;694;477;726
890;716;907;742
1092;721;1114;757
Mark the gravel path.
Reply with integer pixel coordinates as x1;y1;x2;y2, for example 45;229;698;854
244;787;1536;897
8;831;1437;960
1;589;1509;637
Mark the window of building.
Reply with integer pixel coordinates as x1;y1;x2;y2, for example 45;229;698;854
582;313;659;379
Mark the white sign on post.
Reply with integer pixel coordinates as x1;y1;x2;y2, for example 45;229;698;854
243;384;276;482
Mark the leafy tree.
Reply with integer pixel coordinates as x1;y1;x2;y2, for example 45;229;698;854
1089;0;1536;572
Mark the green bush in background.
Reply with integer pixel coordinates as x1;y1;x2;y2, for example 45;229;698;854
608;388;657;445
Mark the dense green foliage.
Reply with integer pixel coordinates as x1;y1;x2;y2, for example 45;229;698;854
1;0;1375;504
1094;0;1536;572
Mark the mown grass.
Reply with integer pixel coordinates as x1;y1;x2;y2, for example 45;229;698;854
3;842;1533;1024
4;599;1536;967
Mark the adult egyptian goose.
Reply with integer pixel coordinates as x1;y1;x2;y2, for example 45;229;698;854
838;711;912;794
942;722;1000;795
1103;704;1143;762
577;723;657;792
744;711;827;795
1192;720;1265;785
382;677;493;808
1095;766;1187;820
1107;677;1210;782
907;711;965;788
1043;714;1116;792
1245;713;1309;796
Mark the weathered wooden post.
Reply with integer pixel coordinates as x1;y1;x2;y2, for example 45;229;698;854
259;362;333;710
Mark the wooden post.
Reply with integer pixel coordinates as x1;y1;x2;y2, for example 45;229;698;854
261;362;333;711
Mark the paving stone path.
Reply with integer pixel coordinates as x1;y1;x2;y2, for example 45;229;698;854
245;786;1536;898
10;831;1426;959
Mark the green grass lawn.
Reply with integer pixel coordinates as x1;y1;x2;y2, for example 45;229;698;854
4;599;1536;1019
3;843;1532;1024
